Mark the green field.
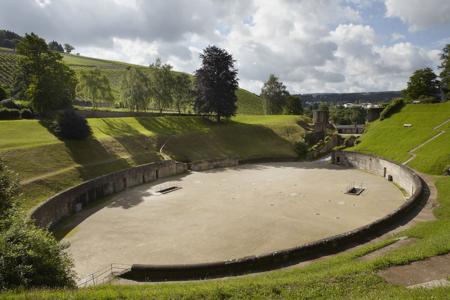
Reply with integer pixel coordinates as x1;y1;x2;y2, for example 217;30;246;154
0;115;305;210
0;51;264;114
4;102;450;299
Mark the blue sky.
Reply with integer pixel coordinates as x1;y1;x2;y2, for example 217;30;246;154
0;0;449;93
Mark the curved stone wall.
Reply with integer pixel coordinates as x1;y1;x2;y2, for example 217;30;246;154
30;158;241;228
30;160;188;228
120;151;425;282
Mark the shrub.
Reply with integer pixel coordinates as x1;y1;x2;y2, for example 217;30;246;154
0;99;19;109
295;141;309;158
0;159;75;290
20;108;34;119
0;209;76;290
418;95;440;103
380;98;405;120
55;110;92;140
0;108;20;120
0;85;7;100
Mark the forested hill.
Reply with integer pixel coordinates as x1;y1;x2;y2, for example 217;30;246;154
298;91;402;104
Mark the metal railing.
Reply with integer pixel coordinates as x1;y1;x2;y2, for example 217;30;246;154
77;263;131;287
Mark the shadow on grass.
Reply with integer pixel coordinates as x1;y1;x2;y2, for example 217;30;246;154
39;118;133;181
52;174;188;240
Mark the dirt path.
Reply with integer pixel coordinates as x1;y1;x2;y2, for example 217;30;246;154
378;253;450;288
403;118;450;165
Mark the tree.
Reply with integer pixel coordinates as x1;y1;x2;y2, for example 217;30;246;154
439;44;450;100
77;68;114;109
403;67;440;100
150;59;175;114
64;43;75;54
121;67;150;111
48;40;64;52
173;73;194;114
14;33;77;115
261;74;288;114
195;46;238;122
0;30;22;49
0;159;75;289
284;95;303;115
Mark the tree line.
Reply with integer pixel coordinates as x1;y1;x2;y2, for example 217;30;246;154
6;33;239;123
403;44;450;102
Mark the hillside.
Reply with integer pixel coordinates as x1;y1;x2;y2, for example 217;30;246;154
350;101;450;174
0;51;264;114
0;115;305;210
299;91;402;104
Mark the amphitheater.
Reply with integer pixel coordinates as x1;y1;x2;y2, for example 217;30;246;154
31;151;423;283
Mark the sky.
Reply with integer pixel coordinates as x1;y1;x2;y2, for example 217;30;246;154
1;0;449;94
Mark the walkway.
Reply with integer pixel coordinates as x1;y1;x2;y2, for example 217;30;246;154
403;118;450;165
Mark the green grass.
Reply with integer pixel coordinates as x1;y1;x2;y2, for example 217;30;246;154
4;103;450;299
0;52;264;114
350;102;450;174
0;115;305;210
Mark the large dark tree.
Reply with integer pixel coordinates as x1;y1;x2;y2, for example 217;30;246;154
403;67;440;100
64;43;75;54
48;40;64;52
284;95;303;115
439;44;450;100
14;33;77;115
195;46;238;122
261;74;288;114
0;30;22;49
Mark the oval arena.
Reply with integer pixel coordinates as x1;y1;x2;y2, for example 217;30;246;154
32;152;423;282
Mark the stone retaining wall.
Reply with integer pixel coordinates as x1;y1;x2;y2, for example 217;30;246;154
30;160;188;228
31;157;240;228
121;151;426;282
188;158;239;171
332;151;418;196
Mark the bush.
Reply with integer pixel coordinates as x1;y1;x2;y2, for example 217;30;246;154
0;209;76;290
0;85;7;100
0;99;19;109
20;108;34;119
295;141;309;158
55;110;92;140
0;108;20;120
380;98;405;120
418;95;440;103
0;159;75;290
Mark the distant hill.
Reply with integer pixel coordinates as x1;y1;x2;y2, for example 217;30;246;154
0;50;264;114
298;91;402;104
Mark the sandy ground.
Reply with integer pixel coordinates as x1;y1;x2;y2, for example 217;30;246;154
59;161;406;279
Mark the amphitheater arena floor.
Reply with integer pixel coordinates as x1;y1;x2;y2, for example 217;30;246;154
58;161;406;279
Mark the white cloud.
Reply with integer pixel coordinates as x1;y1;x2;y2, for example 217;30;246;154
385;0;450;31
0;0;444;93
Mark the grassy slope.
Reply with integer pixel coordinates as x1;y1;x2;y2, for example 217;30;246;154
0;51;263;114
5;103;450;299
0;115;304;210
350;101;450;174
